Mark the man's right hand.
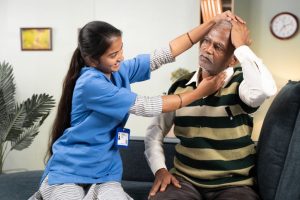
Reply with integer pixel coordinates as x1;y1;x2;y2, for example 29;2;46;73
148;168;181;197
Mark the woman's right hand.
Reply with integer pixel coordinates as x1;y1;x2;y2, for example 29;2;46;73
195;72;226;98
161;72;225;113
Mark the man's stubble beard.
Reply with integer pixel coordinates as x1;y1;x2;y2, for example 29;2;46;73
200;65;218;76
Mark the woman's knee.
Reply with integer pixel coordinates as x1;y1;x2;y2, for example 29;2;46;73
94;182;132;200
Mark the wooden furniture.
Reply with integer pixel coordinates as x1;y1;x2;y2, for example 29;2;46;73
200;0;234;23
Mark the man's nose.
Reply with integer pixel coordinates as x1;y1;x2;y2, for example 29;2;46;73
205;44;214;54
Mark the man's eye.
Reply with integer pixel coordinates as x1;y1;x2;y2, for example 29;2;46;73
215;45;224;51
203;39;209;43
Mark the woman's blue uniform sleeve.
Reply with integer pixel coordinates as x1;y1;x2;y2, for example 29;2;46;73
122;54;151;83
83;77;137;121
81;54;150;121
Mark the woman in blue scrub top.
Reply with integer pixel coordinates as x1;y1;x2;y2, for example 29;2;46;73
30;11;239;200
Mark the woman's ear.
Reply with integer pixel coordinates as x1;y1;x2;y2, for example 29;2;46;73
85;57;98;67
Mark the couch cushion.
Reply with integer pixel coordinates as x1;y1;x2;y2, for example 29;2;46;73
0;137;178;200
0;170;43;200
122;180;152;200
120;137;178;182
256;81;300;200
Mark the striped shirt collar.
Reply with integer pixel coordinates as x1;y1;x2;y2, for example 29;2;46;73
186;67;234;88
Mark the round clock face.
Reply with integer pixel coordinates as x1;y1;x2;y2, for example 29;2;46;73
270;12;299;39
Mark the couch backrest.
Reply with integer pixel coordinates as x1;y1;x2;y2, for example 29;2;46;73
120;136;178;182
256;81;300;200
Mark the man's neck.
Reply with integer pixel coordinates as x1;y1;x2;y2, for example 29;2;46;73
198;68;210;84
202;70;210;78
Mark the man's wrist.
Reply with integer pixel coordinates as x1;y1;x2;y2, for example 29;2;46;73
234;45;252;63
155;168;168;175
151;163;167;175
234;43;246;49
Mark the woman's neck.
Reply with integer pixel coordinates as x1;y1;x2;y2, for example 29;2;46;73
104;73;111;79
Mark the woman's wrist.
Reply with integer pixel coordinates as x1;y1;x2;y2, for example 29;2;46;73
180;90;200;108
186;32;195;46
193;86;206;99
176;94;183;109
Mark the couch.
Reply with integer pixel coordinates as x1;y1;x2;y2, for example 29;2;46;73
256;80;300;200
0;137;179;200
1;81;300;200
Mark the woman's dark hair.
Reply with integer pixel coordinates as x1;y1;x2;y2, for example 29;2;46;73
45;21;122;162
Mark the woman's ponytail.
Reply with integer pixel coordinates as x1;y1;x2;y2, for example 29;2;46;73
45;47;84;162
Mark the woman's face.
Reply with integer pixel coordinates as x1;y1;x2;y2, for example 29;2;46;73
97;36;124;76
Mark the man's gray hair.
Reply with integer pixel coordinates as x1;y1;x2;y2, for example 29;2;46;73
213;20;232;31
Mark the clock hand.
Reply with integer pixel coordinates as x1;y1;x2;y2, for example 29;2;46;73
280;23;292;32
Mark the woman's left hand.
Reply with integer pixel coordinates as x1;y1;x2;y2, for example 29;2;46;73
213;10;245;24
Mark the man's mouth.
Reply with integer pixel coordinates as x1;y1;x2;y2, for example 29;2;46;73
200;55;212;64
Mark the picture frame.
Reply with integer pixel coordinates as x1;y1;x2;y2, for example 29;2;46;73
20;27;52;51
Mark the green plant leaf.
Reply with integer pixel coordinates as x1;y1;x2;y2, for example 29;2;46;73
170;68;190;82
0;61;16;115
10;124;40;151
2;104;26;142
21;93;55;128
0;61;56;168
0;61;16;140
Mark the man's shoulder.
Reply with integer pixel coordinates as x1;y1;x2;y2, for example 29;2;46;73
228;66;243;84
168;72;195;95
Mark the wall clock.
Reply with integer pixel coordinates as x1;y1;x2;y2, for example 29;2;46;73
270;12;299;40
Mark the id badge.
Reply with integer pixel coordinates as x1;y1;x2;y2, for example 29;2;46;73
115;127;130;148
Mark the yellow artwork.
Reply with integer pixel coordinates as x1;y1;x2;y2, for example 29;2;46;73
20;28;52;50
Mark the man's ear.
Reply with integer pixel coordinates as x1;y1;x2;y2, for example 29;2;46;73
229;56;239;67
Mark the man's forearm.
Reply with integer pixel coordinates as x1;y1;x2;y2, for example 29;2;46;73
235;45;277;107
144;112;174;174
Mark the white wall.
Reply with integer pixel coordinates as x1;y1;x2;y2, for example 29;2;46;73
235;0;300;140
0;0;200;171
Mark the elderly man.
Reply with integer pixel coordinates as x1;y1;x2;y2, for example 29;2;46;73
144;15;277;200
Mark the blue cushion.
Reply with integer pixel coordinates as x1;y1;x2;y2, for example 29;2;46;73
0;170;43;200
120;137;177;182
122;180;152;200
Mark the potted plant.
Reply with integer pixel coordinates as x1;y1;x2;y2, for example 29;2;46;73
0;61;55;173
170;68;190;82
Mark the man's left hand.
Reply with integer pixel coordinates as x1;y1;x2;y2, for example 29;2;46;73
231;20;252;48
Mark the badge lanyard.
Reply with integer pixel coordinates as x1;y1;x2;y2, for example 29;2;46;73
114;127;130;148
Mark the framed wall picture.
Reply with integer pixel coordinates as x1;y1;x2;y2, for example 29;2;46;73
20;27;52;51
